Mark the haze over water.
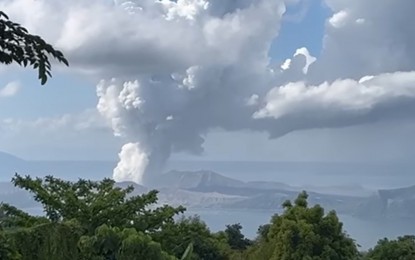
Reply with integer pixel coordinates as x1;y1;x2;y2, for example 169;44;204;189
167;160;415;190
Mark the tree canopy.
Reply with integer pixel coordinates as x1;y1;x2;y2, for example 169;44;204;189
1;175;415;260
0;11;68;84
365;235;415;260
4;174;185;235
245;191;360;260
0;174;231;260
224;223;252;251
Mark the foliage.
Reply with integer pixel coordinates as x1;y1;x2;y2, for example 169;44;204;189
0;203;48;229
269;191;359;259
246;191;359;260
181;242;194;260
153;215;229;260
0;229;20;260
224;223;252;250
5;222;82;260
256;224;271;242
0;11;68;84
3;174;415;260
365;235;415;260
78;224;176;260
7;174;185;235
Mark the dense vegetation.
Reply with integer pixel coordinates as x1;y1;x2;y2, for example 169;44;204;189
0;174;414;260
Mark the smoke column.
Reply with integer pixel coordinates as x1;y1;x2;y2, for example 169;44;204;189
96;0;287;185
93;0;415;185
2;0;415;184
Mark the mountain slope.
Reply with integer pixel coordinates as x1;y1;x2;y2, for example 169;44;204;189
153;170;246;189
0;151;28;180
0;151;25;164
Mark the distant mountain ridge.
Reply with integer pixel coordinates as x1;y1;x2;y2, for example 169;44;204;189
0;151;25;163
1;168;415;219
1;151;415;219
154;170;293;191
152;170;246;189
0;151;29;176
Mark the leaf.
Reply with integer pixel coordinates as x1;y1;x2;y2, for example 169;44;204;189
0;11;9;19
0;11;69;85
41;75;47;85
61;57;69;66
180;242;193;260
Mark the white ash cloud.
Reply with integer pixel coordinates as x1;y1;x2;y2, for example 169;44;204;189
2;0;415;184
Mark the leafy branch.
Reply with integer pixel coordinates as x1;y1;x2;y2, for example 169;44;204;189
0;11;68;84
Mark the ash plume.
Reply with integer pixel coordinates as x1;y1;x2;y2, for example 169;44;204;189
3;0;415;184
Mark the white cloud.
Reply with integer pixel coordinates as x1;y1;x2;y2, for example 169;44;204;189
0;81;21;97
161;0;209;20
0;109;120;160
282;0;311;23
329;10;349;28
309;0;415;81
1;109;106;135
255;71;415;120
0;0;285;78
355;18;365;24
281;58;292;70
294;47;316;74
246;94;259;106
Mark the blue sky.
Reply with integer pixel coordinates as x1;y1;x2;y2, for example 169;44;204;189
0;68;96;119
270;0;329;61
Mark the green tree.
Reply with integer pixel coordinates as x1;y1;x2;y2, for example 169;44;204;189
4;222;82;260
78;224;176;260
224;223;252;250
256;224;271;242
4;174;184;235
247;191;359;260
0;11;68;84
238;223;273;260
0;203;48;229
153;215;229;260
0;229;20;260
1;174;188;259
270;191;359;259
365;235;415;260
